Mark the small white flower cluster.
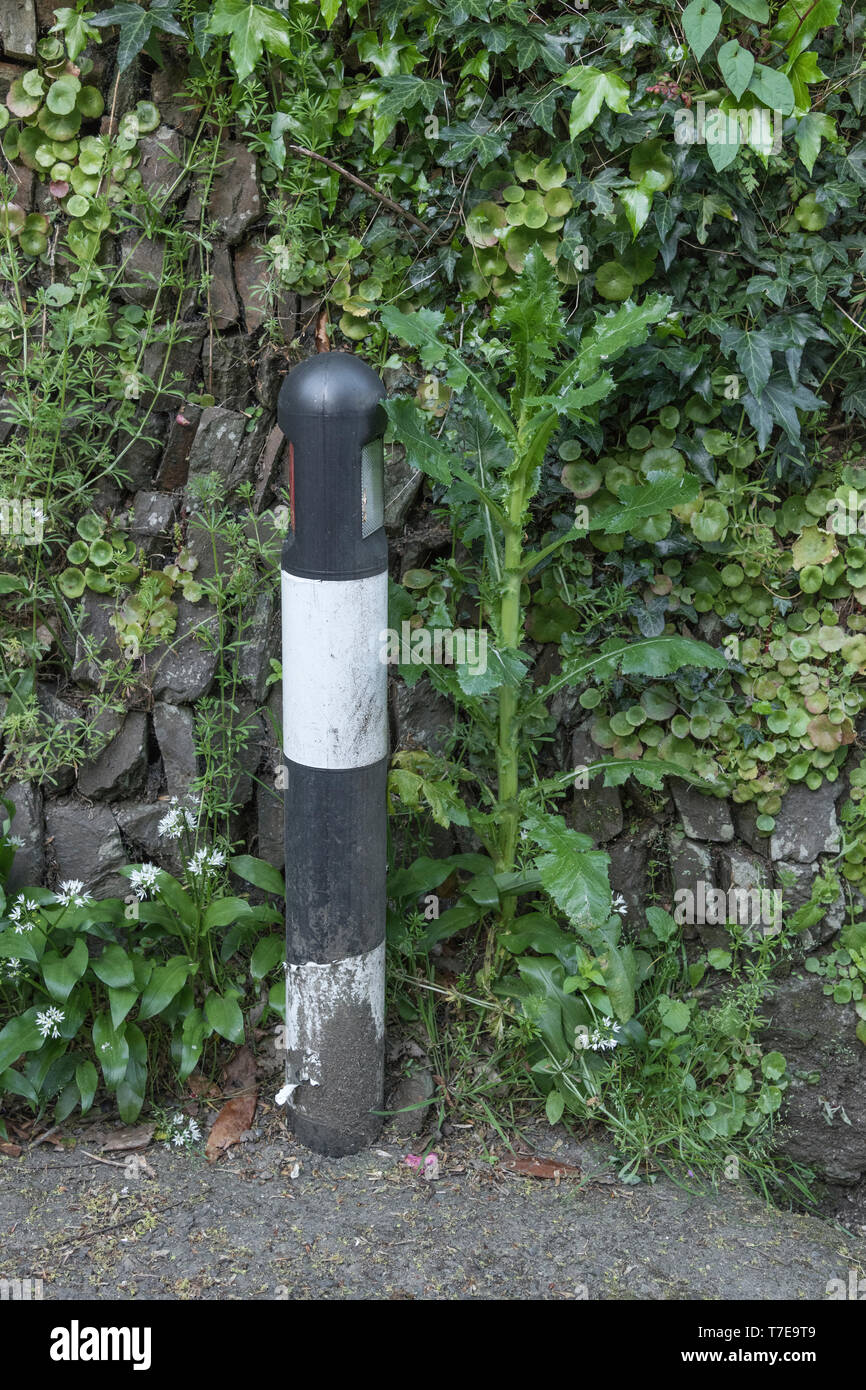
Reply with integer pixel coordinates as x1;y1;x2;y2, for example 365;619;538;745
577;1017;623;1053
186;846;226;878
164;1112;202;1151
55;880;92;908
158;798;199;840
36;1006;65;1039
128;863;161;901
9;894;41;934
612;893;628;918
5;834;25;848
3;957;23;980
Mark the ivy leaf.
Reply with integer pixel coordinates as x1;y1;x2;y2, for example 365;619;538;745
51;7;102;62
794;112;836;173
771;0;841;63
436;119;509;167
747;62;795;116
564;67;630;139
742;373;825;447
207;0;293;82
523;811;612;928
682;0;722;62
718;40;755;102
787;51;826;111
91;2;185;73
719;326;774;396
619;183;653;237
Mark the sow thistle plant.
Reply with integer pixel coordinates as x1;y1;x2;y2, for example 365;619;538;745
375;253;801;1177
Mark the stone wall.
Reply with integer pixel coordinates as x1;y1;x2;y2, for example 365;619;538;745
1;1;862;1206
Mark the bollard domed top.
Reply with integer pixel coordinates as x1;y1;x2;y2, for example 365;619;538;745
278;351;384;427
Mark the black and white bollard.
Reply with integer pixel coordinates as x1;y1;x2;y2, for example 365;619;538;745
276;352;388;1157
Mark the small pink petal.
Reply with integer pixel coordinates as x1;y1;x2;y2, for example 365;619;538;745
175;413;191;426
404;1154;422;1169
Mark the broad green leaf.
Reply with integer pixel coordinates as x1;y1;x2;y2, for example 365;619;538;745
683;0;722;61
565;67;631;138
156;872;198;929
645;906;678;942
42;939;89;1002
137;955;194;1020
175;1007;208;1081
204;991;245;1044
92;1013;129;1088
251;935;284;980
600;941;636;1022
116;1022;147;1123
513;955;590;1060
659;998;691;1033
524;811;611;927
203;897;255;930
108;984;139;1030
0;1011;45;1073
228;855;286;897
748;63;795;116
725;0;769;21
76;1059;98;1114
207;0;293;81
0;1066;39;1105
546;1089;565;1124
0;926;41;963
92;943;135;988
718;40;755;101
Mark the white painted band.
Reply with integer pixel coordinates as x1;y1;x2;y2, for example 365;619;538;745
281;569;388;769
282;941;386;1092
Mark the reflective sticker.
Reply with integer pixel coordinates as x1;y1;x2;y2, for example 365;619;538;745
360;438;384;538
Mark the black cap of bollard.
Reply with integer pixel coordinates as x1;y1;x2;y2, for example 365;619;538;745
277;352;387;581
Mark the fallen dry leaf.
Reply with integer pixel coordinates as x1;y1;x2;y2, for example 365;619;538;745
206;1092;257;1163
187;1072;221;1099
100;1124;155;1153
501;1155;581;1181
223;1045;257;1094
315;307;330;352
0;1141;22;1157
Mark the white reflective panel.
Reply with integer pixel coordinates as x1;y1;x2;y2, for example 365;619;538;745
281;570;388;769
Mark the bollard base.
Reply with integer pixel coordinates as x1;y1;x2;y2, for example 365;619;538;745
283;942;386;1158
289;1110;381;1158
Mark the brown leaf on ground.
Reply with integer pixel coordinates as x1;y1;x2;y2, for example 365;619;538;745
315;307;330;352
222;1045;257;1094
0;1141;22;1157
205;1092;257;1163
187;1072;221;1099
100;1124;155;1153
501;1155;581;1181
